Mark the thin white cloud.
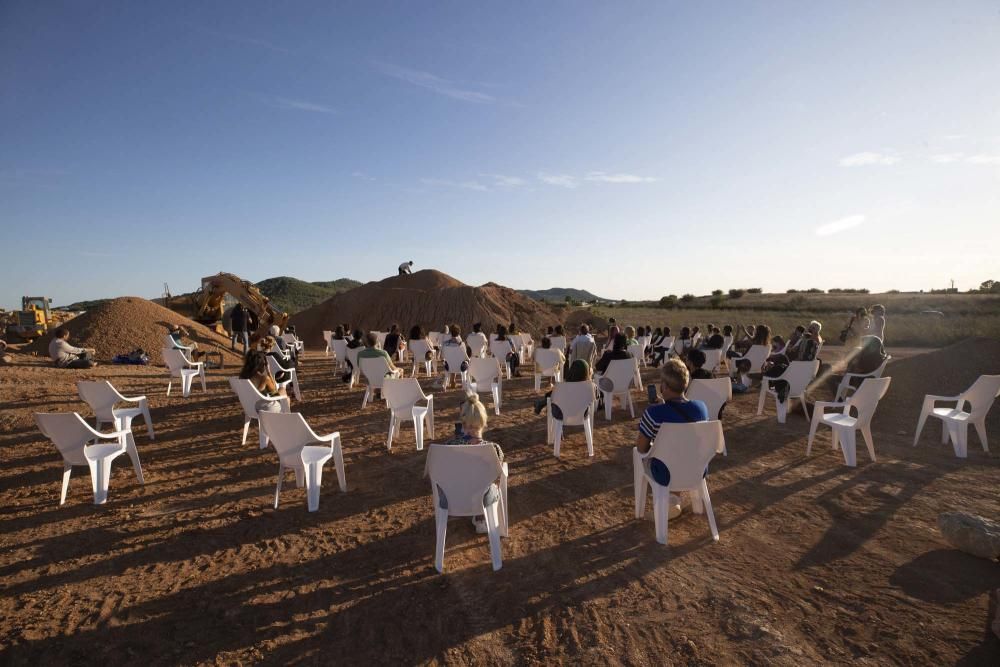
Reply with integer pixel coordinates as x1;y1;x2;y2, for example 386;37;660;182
930;153;964;164
966;154;1000;165
420;178;489;192
839;152;900;167
482;174;526;188
537;172;578;189
352;171;375;181
585;171;657;184
816;214;866;236
375;62;496;104
262;96;335;114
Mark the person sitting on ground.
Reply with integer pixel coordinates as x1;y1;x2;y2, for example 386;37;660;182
494;325;522;377
636;359;709;519
435;392;505;532
398;260;414;276
534;359;590;415
595;333;632;374
239;349;284;399
383;324;403;360
569;324;597;366
48;328;97;368
701;326;725;350
686;348;713;380
624;326;639;347
870;304;886;341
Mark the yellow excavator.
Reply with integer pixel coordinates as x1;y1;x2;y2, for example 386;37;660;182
164;273;288;342
5;296;52;341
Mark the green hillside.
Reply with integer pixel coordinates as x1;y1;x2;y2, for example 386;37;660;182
256;276;360;314
519;287;613;303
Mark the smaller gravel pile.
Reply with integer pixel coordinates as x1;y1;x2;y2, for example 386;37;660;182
26;297;242;366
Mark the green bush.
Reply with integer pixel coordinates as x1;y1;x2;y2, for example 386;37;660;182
710;295;725;308
659;295;677;308
728;289;745;299
747;288;763;294
681;294;695;303
711;289;723;296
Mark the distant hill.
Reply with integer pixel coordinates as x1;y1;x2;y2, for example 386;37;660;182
519;287;613;303
256;276;361;314
60;298;113;311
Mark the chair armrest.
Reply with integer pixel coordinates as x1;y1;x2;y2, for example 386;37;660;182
841;371;873;381
121;394;148;403
95;429;130;440
812;400;845;415
317;431;341;444
501;461;508;477
923;394;961;402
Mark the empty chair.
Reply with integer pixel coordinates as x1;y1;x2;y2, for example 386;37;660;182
345;346;363;388
440;344;470;389
808;377;892;466
465;357;503;415
329;338;349;371
36;412;142;505
628;342;647;369
633;421;723;545
322;330;333;356
359;356;404;408
913;374;1000;458
727;344;769;379
547;380;596;458
701;348;723;375
229;377;290;449
383;377;435;451
426;443;509;572
489;340;515;379
162;348;206;398
282;332;304;355
164;333;193;353
719;336;735;372
77;380;155;440
533;348;563;391
408;339;438;378
258;411;346;512
756;360;819;423
519;333;534;360
428;331;444;348
687;378;732;455
834;356;892;402
374;331;388;349
267;355;302;401
598;358;636;421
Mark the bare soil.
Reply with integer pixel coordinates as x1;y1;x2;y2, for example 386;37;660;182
0;342;998;665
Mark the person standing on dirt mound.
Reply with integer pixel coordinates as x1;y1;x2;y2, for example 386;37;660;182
398;260;414;276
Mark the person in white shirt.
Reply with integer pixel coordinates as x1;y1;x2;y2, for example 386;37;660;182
48;328;97;368
465;322;488;357
569;324;597;366
398;261;413;275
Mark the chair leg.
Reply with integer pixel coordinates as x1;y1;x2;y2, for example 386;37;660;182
627;392;634;419
700;480;719;542
974;420;989;452
124;432;144;484
413;414;424;452
807;413;821;455
484;504;503;571
553;422;563;458
913;402;932;446
362;387;372;409
841;428;857;467
952;423;968;458
499;475;509;537
305;462;323;512
861;426;876;462
534;374;541;392
181;374;192;398
258;420;269;449
60;464;72;505
87;455;115;505
332;441;347;491
941;421;950;445
652;485;669;544
142;402;155;440
604;392;612;421
166;380;173;396
386;415;396;451
492;385;500;415
242;420;251;445
584;418;594;457
633;451;647;519
801;396;810;421
199;368;207;392
756;384;767;415
274;464;284;509
434;507;449;573
776;399;787;424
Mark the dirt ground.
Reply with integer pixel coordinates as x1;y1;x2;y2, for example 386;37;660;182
1;344;998;665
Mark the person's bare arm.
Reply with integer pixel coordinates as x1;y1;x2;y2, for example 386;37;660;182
636;431;652;454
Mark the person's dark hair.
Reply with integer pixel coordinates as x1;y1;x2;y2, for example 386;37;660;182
409;325;422;340
352;329;363;341
509;323;520;335
679;326;691;340
541;336;551;349
612;333;627;351
496;324;508;340
555;324;564;335
364;332;378;347
722;325;733;336
691;326;700;335
472;322;482;333
55;327;69;339
565;359;590;382
609;317;617;325
752;324;772;346
546;326;554;335
579;324;589;335
663;326;671;337
653;327;662;337
449;323;462;338
390;323;399;333
688;348;706;369
334;325;345;338
795;325;806;334
239;350;268;379
735;358;752;373
706;323;715;331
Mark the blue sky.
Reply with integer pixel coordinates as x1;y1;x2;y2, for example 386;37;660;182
2;1;999;309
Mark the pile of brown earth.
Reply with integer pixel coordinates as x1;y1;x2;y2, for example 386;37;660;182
872;337;1000;436
292;270;559;347
25;297;241;366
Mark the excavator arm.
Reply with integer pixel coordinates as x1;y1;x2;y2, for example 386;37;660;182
195;273;289;341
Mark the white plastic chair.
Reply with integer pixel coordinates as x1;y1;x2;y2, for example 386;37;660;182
162;348;206;398
466;333;488;359
519;333;534;361
598;358;636;421
282;332;303;355
427;443;509;572
228;377;290;449
77;380;155;440
628;343;647;369
533;348;563;391
489;340;515;379
374;331;388;349
701;348;723;375
383;377;435;451
687;378;732;455
329;338;348;371
719;336;734;372
549;336;567;353
408;339;438;377
808;377;891;466
633;421;723;545
465;357;503;415
345;346;362;388
510;336;529;365
322;330;333;356
756;360;819;423
360;356;404;408
834;356;892;402
267;354;302;401
258;411;346;512
164;333;193;353
428;331;444;349
727;344;769;379
440;344;470;389
913;374;1000;458
547;380;596;458
35;412;140;505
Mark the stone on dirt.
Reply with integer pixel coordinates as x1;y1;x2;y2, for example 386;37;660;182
937;512;1000;560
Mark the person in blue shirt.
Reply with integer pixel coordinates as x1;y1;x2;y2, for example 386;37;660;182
636;358;709;519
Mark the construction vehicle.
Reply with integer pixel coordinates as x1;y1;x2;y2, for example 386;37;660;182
164;273;288;341
5;297;52;341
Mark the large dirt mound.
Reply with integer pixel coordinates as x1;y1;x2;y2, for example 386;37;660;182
874;337;1000;436
291;270;559;347
25;297;241;366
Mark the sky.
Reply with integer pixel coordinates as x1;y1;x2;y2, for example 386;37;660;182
2;1;999;309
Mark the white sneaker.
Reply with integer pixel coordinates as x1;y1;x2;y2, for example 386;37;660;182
668;494;683;519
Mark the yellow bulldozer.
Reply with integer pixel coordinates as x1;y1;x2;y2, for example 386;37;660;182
163;273;288;342
5;296;52;341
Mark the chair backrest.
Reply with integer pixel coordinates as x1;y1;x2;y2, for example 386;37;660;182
962;374;1000;416
409;339;432;359
164;334;185;350
330;338;348;360
428;331;443;347
701;348;723;373
77;380;124;422
383;377;427;410
519;333;533;346
687;378;732;421
535;348;562;374
489;339;513;360
550;380;595;423
374;332;388;349
360;356;393;388
847;376;891;426
720;336;734;357
281;333;298;347
658;336;675;351
266;355;287;376
627;343;645;362
346;346;362;368
442;344;469;372
468;357;502;386
647;421;723;489
162;348;191;373
742;344;770;372
549;336;567;352
35;412;104;466
603;358;636;393
426;444;502;516
780;360;820;395
322;330;333;344
228;377;268;418
258;411;317;463
466;333;488;357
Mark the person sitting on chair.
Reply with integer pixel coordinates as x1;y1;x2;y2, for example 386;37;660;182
686;348;713;380
595;333;632;374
